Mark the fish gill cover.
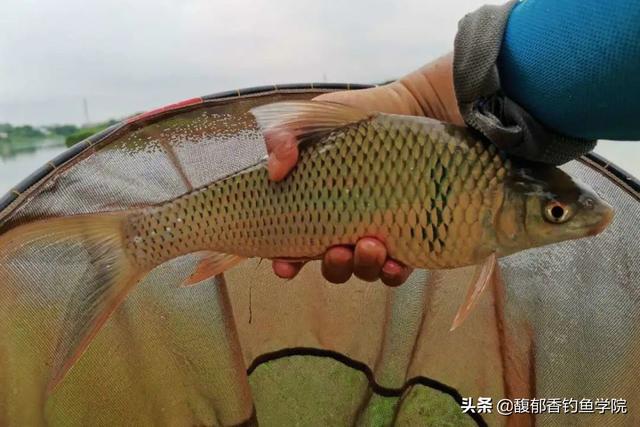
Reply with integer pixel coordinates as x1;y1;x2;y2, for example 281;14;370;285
0;85;638;427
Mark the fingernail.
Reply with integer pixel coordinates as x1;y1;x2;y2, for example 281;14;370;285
382;262;401;276
359;239;378;253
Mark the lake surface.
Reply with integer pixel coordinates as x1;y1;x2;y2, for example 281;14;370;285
0;142;67;196
0;141;638;198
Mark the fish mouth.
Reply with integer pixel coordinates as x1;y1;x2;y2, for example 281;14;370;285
588;201;614;236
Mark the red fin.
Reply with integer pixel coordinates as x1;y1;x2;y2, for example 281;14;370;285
250;100;373;146
450;253;497;331
182;252;245;287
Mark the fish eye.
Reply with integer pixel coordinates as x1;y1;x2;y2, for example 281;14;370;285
544;201;571;224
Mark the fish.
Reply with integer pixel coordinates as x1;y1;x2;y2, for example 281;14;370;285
0;100;614;392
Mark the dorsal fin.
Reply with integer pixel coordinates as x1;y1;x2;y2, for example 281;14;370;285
250;100;373;144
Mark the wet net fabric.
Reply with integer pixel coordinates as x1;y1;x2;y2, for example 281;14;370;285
0;89;638;426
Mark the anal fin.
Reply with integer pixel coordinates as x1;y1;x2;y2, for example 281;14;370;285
450;253;497;331
182;251;245;287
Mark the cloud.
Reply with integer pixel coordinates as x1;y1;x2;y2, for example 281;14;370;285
0;0;488;125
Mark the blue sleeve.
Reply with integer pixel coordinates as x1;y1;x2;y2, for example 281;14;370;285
498;0;640;141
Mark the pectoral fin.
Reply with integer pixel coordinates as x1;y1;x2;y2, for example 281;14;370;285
182;251;245;287
450;253;497;331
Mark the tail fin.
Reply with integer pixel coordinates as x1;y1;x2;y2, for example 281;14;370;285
0;212;146;394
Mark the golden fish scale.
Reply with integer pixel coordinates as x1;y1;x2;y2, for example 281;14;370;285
124;115;510;270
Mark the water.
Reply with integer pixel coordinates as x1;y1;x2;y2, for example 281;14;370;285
0;142;67;195
0;140;638;199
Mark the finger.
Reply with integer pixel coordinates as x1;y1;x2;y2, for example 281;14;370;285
353;238;387;282
321;246;354;284
380;260;413;287
272;259;305;279
265;130;299;181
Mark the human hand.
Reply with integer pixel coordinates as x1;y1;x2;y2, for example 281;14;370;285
268;53;463;286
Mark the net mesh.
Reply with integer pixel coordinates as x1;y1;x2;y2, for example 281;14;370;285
0;89;638;426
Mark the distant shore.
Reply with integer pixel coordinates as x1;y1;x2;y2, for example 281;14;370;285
0;120;117;160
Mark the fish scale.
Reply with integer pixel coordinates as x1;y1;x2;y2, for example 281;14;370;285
124;114;509;270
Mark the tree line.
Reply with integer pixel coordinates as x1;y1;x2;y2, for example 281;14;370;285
0;121;117;147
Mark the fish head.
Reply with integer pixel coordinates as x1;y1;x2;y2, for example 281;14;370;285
496;163;613;255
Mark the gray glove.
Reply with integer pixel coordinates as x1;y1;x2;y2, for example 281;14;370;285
453;1;596;165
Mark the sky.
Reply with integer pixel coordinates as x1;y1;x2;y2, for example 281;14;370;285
1;0;638;177
0;0;492;126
